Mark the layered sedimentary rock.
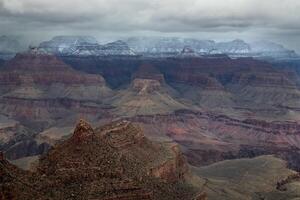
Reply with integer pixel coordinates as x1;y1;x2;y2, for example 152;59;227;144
1;51;300;179
128;110;300;169
0;52;110;98
0;52;112;120
0;120;197;200
110;63;186;116
156;57;300;119
0;52;113;161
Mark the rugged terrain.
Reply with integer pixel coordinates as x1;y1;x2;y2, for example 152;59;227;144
2;121;300;200
128;110;300;170
0;51;112;160
1;49;300;168
0;120;201;200
0;35;300;199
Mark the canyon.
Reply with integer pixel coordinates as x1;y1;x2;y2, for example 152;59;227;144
1;36;300;199
1;49;300;165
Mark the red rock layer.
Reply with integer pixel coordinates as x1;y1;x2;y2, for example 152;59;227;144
128;110;300;168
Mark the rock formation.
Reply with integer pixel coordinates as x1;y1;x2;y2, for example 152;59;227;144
0;120;198;200
111;63;186;116
0;52;112;121
71;119;95;143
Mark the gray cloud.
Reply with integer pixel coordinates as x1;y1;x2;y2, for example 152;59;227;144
0;0;300;51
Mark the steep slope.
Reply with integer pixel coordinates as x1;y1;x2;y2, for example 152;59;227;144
0;51;112;120
227;67;300;119
0;51;111;99
110;64;186;116
158;57;300;120
0;51;113;161
0;120;199;200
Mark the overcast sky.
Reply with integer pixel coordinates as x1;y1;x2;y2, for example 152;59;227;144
0;0;300;52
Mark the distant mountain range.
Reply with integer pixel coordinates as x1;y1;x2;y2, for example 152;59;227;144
0;35;299;61
126;37;299;60
38;36;136;56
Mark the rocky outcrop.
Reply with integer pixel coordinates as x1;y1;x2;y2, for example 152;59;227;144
97;120;189;183
149;144;189;183
0;120;197;200
276;173;300;191
71;119;94;143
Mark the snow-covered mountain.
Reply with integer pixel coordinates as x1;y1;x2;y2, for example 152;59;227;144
126;36;215;54
125;36;298;60
37;36;298;60
38;36;136;57
97;40;136;56
215;39;251;54
249;41;298;59
38;36;99;55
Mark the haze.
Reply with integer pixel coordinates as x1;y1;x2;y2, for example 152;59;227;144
0;0;300;52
